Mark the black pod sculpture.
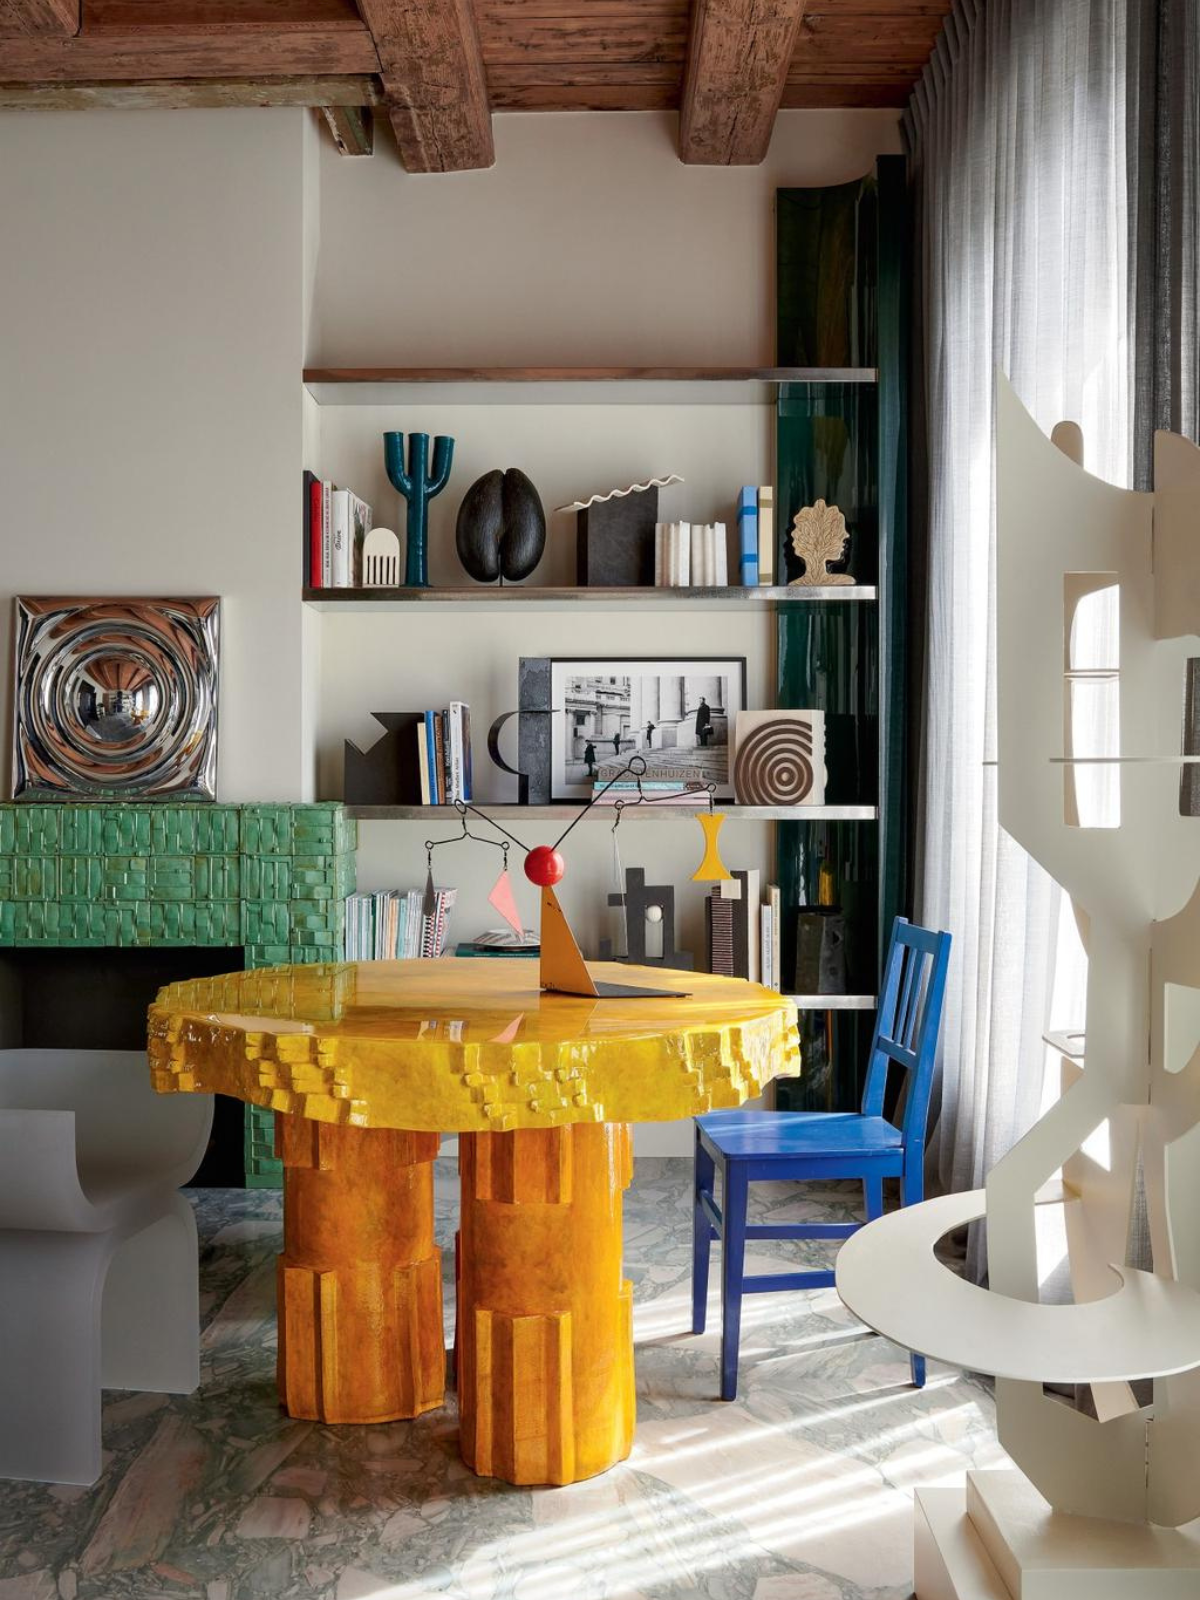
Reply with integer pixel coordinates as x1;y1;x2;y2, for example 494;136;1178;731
455;468;547;584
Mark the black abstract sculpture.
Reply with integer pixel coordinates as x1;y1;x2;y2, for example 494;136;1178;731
344;711;425;805
456;468;547;584
599;867;694;971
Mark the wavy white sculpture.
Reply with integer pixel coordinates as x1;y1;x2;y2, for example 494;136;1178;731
836;377;1200;1596
0;1049;213;1485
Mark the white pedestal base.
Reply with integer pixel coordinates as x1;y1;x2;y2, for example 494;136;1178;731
916;1472;1200;1599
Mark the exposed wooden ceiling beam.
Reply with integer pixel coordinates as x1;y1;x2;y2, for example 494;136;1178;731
679;0;808;165
0;72;381;107
0;23;379;77
354;0;493;172
321;99;373;153
0;0;79;37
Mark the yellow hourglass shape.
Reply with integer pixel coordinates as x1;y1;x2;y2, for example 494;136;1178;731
692;811;733;882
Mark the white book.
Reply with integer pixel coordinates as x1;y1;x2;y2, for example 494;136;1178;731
713;521;728;586
675;521;691;586
668;522;680;586
331;488;352;587
350;492;372;587
655;522;667;586
761;904;773;992
768;883;782;990
741;867;762;982
758;486;775;586
702;522;715;588
448;701;466;803
690;522;705;588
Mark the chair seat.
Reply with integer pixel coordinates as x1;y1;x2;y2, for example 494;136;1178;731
696;1109;903;1160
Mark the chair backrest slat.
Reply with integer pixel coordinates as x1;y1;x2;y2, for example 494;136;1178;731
859;918;952;1150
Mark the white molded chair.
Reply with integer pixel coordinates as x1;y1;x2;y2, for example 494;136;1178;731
0;1048;213;1484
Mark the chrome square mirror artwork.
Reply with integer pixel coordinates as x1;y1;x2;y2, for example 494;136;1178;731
12;596;220;801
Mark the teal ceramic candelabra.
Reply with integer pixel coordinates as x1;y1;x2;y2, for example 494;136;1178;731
383;431;455;588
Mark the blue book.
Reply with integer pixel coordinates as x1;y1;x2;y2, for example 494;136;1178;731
424;712;438;804
737;487;759;586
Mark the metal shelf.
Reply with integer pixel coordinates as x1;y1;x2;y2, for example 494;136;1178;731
348;804;879;822
305;584;876;612
785;994;877;1011
303;366;878;407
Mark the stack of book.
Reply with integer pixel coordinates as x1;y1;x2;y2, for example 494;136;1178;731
706;870;783;989
592;767;710;808
417;704;473;804
345;887;457;959
736;485;775;586
304;470;373;588
456;929;540;957
654;522;728;587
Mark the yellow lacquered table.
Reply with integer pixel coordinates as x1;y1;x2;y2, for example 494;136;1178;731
149;958;799;1484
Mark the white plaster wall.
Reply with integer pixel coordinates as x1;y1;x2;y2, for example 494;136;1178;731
0;109;310;802
309;108;903;367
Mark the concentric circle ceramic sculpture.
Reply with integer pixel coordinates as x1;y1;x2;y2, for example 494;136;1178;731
12;596;220;800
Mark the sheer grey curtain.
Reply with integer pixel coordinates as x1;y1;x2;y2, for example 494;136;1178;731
903;0;1135;1274
1129;0;1200;479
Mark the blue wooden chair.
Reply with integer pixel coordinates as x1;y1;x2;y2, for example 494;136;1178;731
691;916;951;1400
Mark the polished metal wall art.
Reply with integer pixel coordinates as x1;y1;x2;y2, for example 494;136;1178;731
12;597;220;800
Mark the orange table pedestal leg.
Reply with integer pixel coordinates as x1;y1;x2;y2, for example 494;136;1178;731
276;1116;444;1423
457;1122;635;1485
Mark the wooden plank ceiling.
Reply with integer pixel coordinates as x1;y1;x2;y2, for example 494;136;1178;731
0;0;951;171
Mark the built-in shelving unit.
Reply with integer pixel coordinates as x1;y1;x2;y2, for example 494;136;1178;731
348;803;879;823
303;366;878;408
306;333;898;1075
304;584;877;613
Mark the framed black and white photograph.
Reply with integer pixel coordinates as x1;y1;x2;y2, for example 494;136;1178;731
549;656;747;802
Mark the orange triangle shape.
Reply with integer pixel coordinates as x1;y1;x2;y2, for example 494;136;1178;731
539;886;598;997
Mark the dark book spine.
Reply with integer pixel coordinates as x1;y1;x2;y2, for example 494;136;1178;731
304;471;318;586
708;889;735;977
731;870;750;979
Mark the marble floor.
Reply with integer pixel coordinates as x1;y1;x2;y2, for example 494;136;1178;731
0;1160;1006;1600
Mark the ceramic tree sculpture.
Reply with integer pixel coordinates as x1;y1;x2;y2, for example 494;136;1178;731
836;375;1200;1596
383;431;454;588
787;499;856;586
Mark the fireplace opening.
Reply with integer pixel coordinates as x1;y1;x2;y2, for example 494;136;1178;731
0;945;248;1186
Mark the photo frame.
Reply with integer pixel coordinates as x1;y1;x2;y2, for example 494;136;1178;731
549;656;747;802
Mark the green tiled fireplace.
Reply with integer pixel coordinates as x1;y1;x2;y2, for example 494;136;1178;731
0;802;356;1187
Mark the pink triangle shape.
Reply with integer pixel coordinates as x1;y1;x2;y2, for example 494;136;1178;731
487;867;524;936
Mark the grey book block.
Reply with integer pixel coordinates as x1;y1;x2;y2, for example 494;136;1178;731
707;889;735;977
518;656;553;805
576;486;659;586
731;869;751;980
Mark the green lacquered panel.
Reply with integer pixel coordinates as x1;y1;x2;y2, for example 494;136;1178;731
774;819;879;1003
777;381;879;586
774;1013;875;1113
777;592;878;806
775;156;907;1114
777;179;878;369
874;154;910;967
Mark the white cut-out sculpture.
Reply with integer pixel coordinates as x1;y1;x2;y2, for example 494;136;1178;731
836;376;1200;1596
0;1049;213;1485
